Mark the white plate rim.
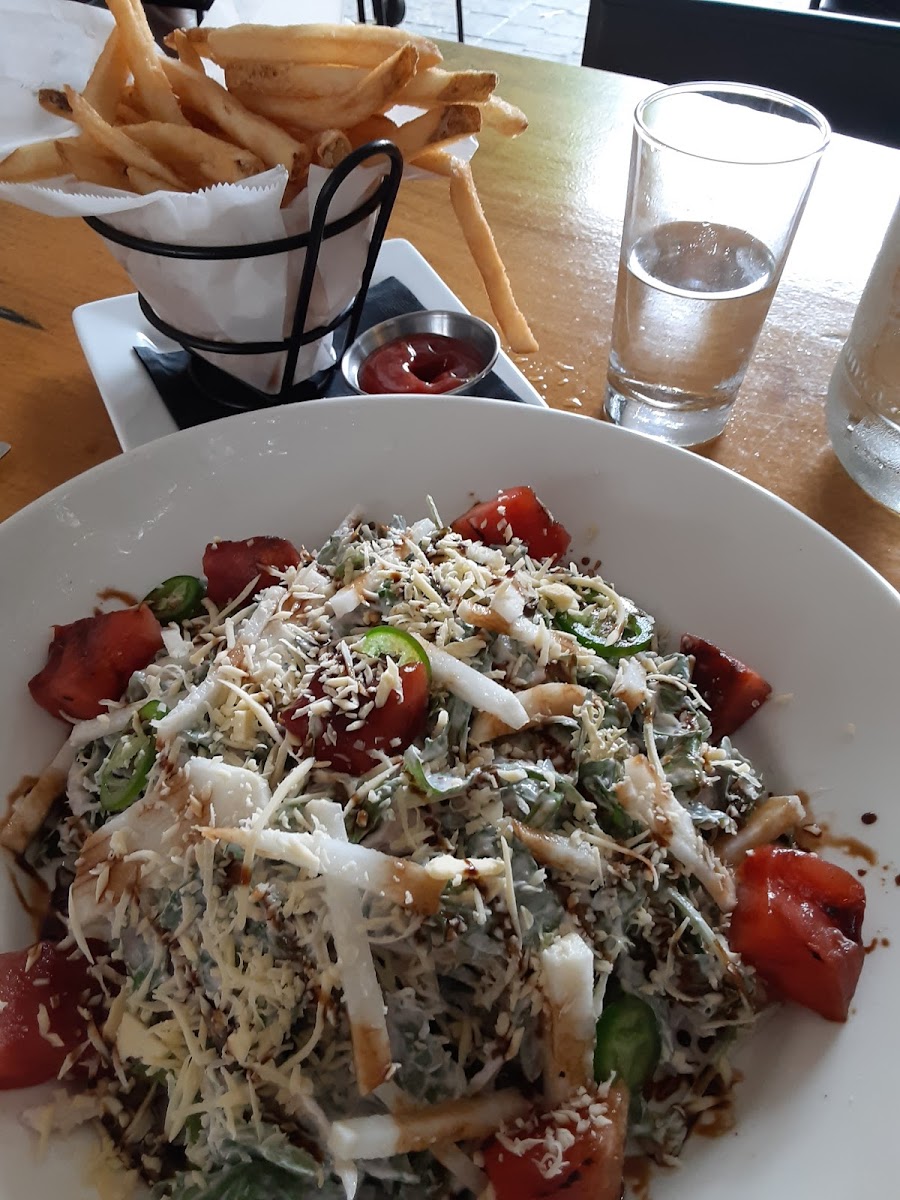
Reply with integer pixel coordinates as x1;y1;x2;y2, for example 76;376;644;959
5;393;898;612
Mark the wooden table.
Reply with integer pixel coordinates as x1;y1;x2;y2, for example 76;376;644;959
2;42;899;587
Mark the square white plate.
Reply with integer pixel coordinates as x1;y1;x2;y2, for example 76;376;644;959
72;238;546;451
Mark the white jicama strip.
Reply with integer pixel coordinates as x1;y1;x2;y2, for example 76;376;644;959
377;1081;489;1197
541;932;596;1104
518;683;589;720
307;799;393;1096
332;505;365;539
68;701;147;749
288;829;447;914
253;756;316;832
161;625;192;660
616;749;736;911
10;702;147;847
292;562;330;594
470;683;589;743
719;794;805;865
200;827;446;914
509;820;603;882
329;1091;531;1159
408;517;437;544
185;758;272;828
643;721;735;909
423;854;505;881
491;576;526;624
70;768;199;937
432;1144;488;1198
456;597;520;637
158;589;286;740
611;655;649;713
414;638;528;730
329;570;377;619
201;825;319;871
507;614;565;657
456;598;575;660
66;756;95;817
334;1161;359;1200
0;740;76;853
155;670;224;739
236;586;284;644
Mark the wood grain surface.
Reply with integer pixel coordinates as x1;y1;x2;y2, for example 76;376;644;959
1;40;898;586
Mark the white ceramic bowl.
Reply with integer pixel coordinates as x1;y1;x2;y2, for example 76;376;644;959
1;396;897;1199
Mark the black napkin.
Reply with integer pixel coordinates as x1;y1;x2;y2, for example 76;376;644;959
134;276;526;432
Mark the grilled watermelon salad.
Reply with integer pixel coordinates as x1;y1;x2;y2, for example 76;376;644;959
1;486;865;1199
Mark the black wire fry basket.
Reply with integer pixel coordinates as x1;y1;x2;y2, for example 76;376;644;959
83;140;404;409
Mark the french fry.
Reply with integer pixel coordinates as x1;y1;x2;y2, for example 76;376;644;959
56;137;129;191
115;102;146;126
178;107;227;139
160;57;308;178
0;138;64;183
396;68;498;107
226;62;496;108
231;44;419;135
480;95;528;138
223;61;363;99
346;114;399;150
125;121;265;187
176;23;442;70
64;86;186;189
448;159;538;354
280;170;310;209
38;89;74;122
105;0;186;125
311;129;352;170
410;147;455;177
171;28;206;75
121;83;148;116
83;27;129;122
126;166;183;194
390;104;482;161
11;17;535;346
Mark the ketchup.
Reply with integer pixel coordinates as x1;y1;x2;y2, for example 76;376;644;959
359;333;484;394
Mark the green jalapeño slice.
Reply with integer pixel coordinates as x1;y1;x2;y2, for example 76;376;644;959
554;608;654;660
359;626;432;682
143;575;206;624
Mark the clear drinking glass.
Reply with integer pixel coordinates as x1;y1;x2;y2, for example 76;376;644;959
606;81;830;447
827;197;900;514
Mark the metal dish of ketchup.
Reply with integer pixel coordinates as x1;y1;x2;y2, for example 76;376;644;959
341;310;500;397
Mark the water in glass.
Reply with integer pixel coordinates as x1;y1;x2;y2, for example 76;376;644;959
607;220;777;444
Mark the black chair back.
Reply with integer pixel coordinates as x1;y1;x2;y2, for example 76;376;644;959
582;0;900;148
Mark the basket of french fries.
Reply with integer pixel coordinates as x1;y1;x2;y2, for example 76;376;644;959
0;1;537;398
85;137;404;402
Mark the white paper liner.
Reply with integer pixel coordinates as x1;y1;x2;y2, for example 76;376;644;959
0;0;475;393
